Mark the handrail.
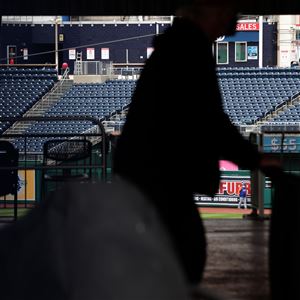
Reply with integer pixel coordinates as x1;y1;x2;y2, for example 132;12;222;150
0;64;57;67
258;91;300;124
61;67;70;81
3;74;73;135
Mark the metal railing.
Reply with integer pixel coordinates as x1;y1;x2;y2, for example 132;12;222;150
0;116;108;221
4;73;73;135
74;61;114;75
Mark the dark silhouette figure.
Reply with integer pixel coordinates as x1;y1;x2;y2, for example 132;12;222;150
269;171;300;300
113;0;277;284
0;180;189;300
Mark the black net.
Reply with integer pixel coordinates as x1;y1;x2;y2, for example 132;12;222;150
44;140;92;162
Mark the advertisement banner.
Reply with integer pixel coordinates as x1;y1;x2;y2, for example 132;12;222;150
194;175;251;206
236;22;259;31
69;49;76;60
0;170;35;201
247;46;258;60
101;48;110;60
87;48;95;60
23;48;28;60
263;134;300;153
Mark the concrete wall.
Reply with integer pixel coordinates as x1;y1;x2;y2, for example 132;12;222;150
277;15;298;67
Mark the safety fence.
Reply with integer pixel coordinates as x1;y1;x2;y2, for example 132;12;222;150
0;116;108;222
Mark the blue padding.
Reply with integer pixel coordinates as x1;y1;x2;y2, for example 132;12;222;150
220;31;259;42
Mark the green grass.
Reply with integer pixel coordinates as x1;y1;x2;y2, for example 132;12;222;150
201;213;244;219
0;208;32;218
1;209;243;220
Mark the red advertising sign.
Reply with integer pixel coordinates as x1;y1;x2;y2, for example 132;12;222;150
236;22;259;31
218;180;251;196
194;175;251;207
194;174;272;207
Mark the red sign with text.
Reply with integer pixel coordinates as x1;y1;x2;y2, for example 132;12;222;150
236;23;259;31
218;180;251;196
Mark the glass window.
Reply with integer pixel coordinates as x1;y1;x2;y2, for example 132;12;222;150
296;30;300;40
235;42;247;62
216;42;228;64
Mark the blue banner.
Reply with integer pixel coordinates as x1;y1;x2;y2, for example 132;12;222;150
263;135;300;153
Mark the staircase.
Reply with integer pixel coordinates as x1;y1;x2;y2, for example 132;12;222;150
256;92;300;125
4;70;74;135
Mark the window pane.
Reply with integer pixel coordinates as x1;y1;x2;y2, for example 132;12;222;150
217;43;227;64
236;43;246;61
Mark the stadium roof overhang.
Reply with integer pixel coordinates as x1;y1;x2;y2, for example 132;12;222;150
1;0;300;15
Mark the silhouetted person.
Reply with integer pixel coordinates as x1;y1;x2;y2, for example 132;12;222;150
0;180;189;300
113;0;278;285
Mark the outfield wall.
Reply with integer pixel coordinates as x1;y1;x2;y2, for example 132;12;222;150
1;168;271;208
194;170;272;209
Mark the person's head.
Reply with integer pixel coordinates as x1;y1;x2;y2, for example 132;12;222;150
62;62;69;69
176;0;239;41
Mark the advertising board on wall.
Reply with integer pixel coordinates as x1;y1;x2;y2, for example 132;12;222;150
69;49;76;60
247;46;258;60
86;48;95;60
236;22;259;31
194;174;251;207
101;48;110;60
263;134;300;153
0;170;35;202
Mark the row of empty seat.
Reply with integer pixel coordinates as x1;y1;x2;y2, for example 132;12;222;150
2;67;300;152
218;68;300;125
12;80;136;152
0;67;58;133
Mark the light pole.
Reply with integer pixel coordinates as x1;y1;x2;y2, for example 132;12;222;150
55;17;59;71
259;15;263;68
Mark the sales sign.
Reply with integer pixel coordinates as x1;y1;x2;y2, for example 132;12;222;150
236;22;259;31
